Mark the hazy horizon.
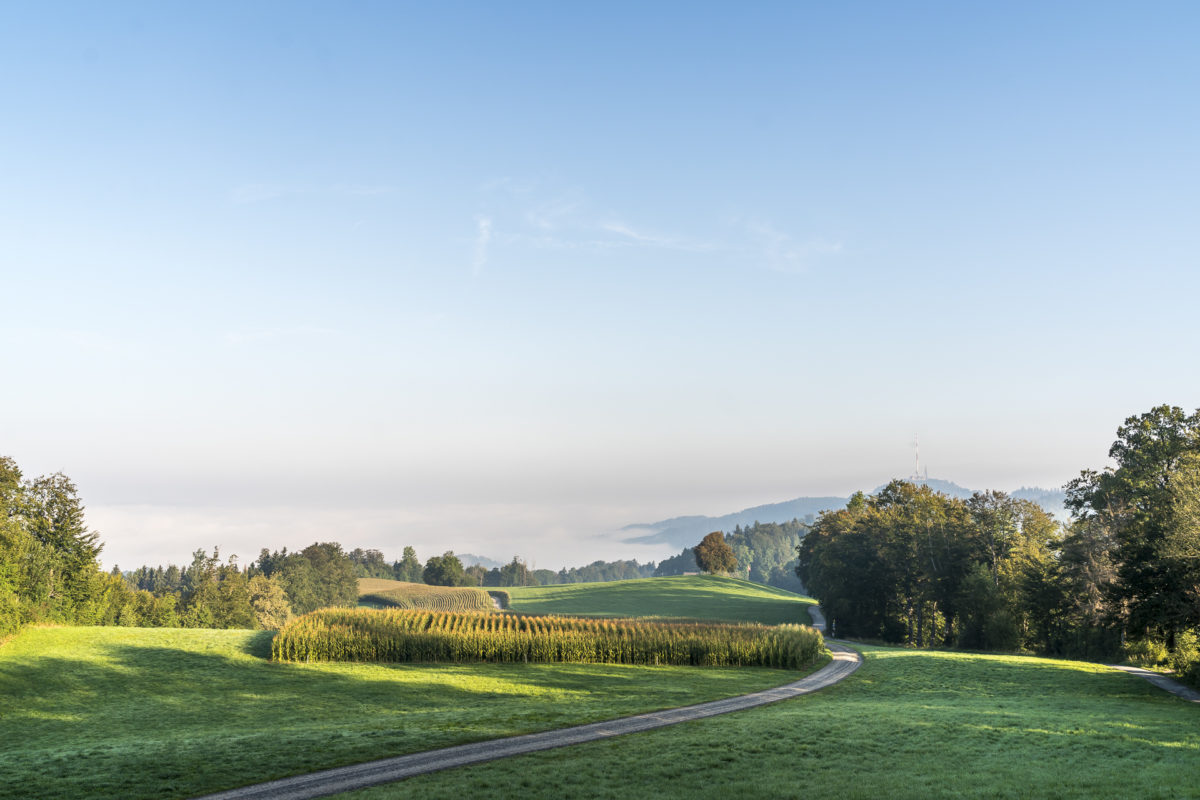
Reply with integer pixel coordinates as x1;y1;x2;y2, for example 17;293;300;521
30;460;1076;572
5;4;1197;572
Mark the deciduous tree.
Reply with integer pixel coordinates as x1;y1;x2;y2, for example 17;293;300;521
694;532;737;575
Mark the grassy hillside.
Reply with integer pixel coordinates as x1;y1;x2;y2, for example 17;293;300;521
0;626;799;800
347;646;1200;800
357;578;494;612
507;575;815;625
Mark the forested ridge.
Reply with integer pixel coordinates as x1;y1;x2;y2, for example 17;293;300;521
798;404;1200;686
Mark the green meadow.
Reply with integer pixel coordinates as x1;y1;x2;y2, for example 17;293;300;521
0;624;800;800
507;575;816;625
344;645;1200;800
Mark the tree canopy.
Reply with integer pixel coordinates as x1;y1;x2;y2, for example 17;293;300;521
694;532;738;574
423;551;467;586
1065;405;1200;646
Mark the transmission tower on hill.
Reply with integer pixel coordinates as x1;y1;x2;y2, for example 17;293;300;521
910;435;929;482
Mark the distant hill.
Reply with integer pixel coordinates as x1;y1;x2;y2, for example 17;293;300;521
870;477;975;499
458;553;504;569
624;496;846;551
625;479;1068;550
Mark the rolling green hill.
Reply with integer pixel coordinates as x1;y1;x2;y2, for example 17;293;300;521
506;575;815;625
0;625;797;800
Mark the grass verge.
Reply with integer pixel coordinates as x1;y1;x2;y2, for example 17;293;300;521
341;645;1200;800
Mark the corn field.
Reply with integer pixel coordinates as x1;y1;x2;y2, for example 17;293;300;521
271;608;824;669
358;582;495;613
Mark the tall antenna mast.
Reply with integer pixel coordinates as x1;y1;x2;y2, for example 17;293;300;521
911;435;927;482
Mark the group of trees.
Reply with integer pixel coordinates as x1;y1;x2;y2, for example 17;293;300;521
347;546;423;583
123;541;359;629
0;452;372;636
655;520;808;592
0;457;165;636
1064;405;1200;677
797;481;1059;651
798;405;1200;685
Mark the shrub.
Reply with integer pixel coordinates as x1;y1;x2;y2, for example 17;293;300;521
1124;637;1169;667
1169;629;1200;683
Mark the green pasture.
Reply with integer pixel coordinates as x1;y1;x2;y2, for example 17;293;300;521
344;645;1200;800
507;575;815;625
0;625;801;800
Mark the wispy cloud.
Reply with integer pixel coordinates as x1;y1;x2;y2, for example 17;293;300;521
473;178;841;272
524;194;583;231
598;221;713;252
472;215;493;276
746;221;843;273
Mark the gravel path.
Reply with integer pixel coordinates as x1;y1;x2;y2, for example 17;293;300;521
1110;664;1200;702
194;639;861;800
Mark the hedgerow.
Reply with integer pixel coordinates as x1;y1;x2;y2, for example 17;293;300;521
358;582;494;613
271;608;824;669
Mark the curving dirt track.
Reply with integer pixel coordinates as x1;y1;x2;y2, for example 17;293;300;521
194;640;861;800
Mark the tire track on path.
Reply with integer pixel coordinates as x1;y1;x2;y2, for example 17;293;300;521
195;639;860;800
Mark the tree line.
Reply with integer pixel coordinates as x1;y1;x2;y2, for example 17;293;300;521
347;547;657;588
797;405;1200;686
2;445;812;641
123;542;359;629
1;456;160;637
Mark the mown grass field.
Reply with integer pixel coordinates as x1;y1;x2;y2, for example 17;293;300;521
342;645;1200;800
0;625;803;800
356;578;494;612
507;575;815;625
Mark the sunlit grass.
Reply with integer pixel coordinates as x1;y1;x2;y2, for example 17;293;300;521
345;645;1200;800
507;575;815;625
0;626;800;800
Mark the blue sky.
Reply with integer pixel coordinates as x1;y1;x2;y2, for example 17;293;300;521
3;2;1199;569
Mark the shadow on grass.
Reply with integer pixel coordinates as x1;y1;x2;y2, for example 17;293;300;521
0;630;791;800
242;630;275;659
